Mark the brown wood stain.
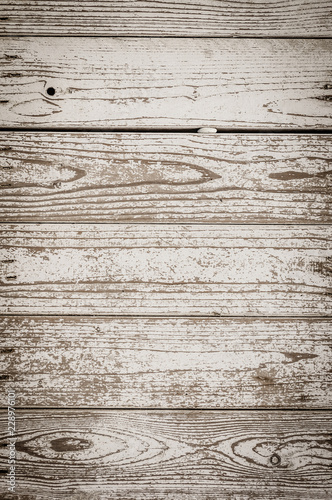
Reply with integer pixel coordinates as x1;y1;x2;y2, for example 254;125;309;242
0;2;331;498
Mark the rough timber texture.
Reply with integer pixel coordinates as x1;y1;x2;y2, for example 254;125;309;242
1;7;331;499
1;38;332;130
0;0;331;37
0;224;331;316
0;410;331;499
0;132;331;223
0;316;331;408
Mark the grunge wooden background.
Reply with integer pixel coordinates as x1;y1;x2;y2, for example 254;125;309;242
0;1;331;498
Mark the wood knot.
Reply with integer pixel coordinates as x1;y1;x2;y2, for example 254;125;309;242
253;372;275;385
50;437;92;452
311;257;332;277
47;87;56;96
316;95;332;102
270;453;281;466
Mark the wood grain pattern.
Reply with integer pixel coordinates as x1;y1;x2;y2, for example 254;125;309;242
1;38;332;130
0;410;331;498
0;132;331;223
0;316;331;408
0;0;331;37
0;224;331;316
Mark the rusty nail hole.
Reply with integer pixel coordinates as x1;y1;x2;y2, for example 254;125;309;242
0;375;10;380
2;166;13;170
47;87;55;96
270;453;281;466
0;469;8;473
324;84;332;89
0;348;14;354
6;275;16;280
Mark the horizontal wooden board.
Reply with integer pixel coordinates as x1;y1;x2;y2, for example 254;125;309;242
0;316;331;408
0;224;331;316
0;0;331;37
0;410;331;498
1;38;332;130
0;132;331;223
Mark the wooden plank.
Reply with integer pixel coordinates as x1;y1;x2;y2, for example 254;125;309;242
0;410;331;498
0;132;331;224
0;0;331;37
0;224;331;316
0;316;331;408
1;38;332;130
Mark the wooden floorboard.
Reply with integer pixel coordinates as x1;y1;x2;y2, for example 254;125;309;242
0;0;331;37
1;5;331;498
0;132;331;223
0;410;331;498
1;38;332;129
1;316;330;408
0;224;331;316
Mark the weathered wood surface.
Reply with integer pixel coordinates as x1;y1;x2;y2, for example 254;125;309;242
0;316;331;408
0;0;331;37
1;38;332;130
0;132;331;223
0;224;331;316
0;410;331;498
